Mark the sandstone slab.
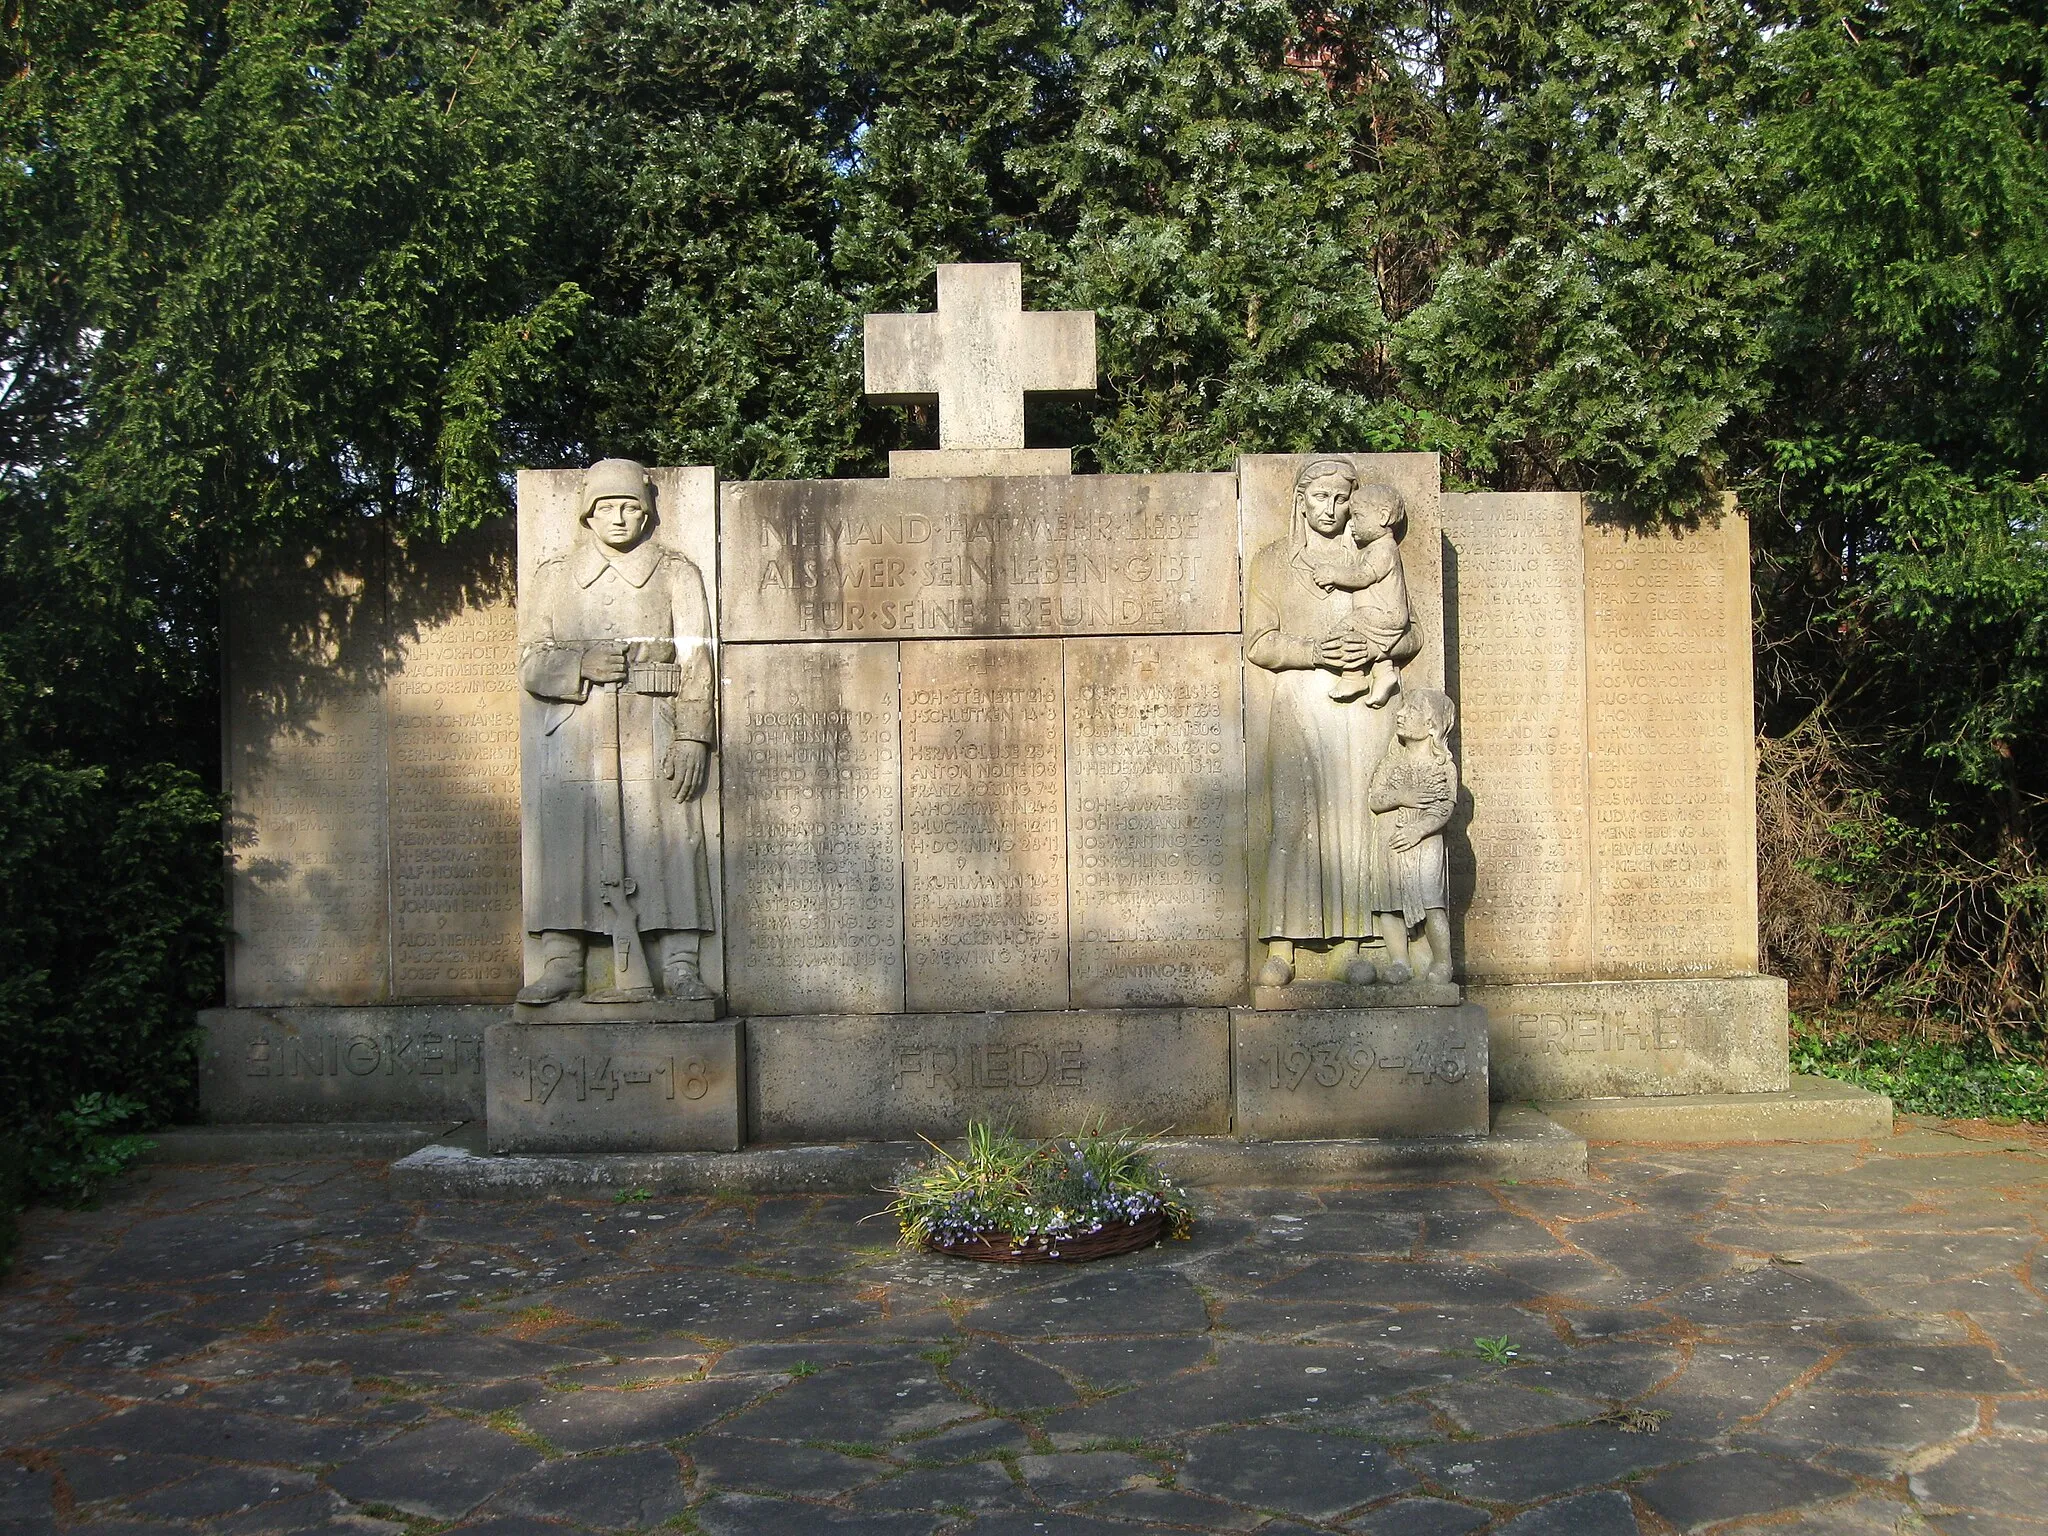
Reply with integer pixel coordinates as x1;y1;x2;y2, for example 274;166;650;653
719;641;904;1016
1065;634;1248;1006
1476;976;1789;1100
745;1009;1231;1141
484;1020;741;1153
719;473;1239;641
197;1006;494;1121
901;637;1068;1011
1233;1005;1489;1140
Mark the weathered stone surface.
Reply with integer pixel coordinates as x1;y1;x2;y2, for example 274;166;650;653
1540;1075;1892;1144
891;448;1072;478
226;522;521;1006
197;1006;493;1121
719;641;904;1016
864;264;1095;453
1636;1452;1855;1532
719;473;1239;641
224;526;392;1005
1234;1006;1489;1141
902;638;1068;1011
1178;1427;1417;1520
745;1009;1231;1141
1583;505;1757;976
1065;635;1248;1007
1254;980;1460;1011
484;1020;741;1153
1476;976;1790;1099
1440;492;1593;980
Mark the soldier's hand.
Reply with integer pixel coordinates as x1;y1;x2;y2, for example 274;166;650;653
665;740;710;801
580;642;628;684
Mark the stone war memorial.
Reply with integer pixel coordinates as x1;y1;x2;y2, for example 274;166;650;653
200;263;1889;1180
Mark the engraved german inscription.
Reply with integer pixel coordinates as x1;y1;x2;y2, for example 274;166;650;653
720;641;905;1015
1442;493;1593;979
720;475;1239;641
902;638;1068;1011
1065;635;1247;1005
1584;512;1757;976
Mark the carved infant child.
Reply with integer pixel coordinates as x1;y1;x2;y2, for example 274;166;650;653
1367;687;1458;985
1308;481;1415;706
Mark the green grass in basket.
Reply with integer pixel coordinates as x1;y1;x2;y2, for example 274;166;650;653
889;1122;1195;1250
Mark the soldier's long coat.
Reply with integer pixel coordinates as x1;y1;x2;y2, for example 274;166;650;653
520;535;715;935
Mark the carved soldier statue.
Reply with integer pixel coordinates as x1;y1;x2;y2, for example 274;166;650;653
517;459;718;1005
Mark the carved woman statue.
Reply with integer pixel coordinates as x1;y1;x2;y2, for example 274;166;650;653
1247;459;1421;988
517;459;718;1005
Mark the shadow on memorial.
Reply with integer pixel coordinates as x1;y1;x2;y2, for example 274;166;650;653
1439;531;1479;980
223;519;518;949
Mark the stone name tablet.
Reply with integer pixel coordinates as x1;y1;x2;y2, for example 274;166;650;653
1585;508;1758;977
225;522;521;1005
1065;635;1247;1006
720;473;1240;641
902;638;1069;1011
721;641;905;1016
1442;492;1594;979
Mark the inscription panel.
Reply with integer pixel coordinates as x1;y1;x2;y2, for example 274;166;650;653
1585;508;1758;976
721;642;905;1015
485;1020;741;1152
1473;977;1789;1099
387;529;523;1000
721;474;1240;640
902;639;1068;1011
1442;493;1594;979
225;536;390;1005
1065;636;1247;1006
197;1006;493;1120
747;1009;1231;1141
1233;1005;1490;1140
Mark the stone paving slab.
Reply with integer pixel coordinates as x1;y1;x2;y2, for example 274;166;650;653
1;1117;2043;1533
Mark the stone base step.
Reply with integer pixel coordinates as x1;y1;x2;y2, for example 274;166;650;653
1534;1075;1893;1143
386;1103;1584;1198
144;1121;464;1163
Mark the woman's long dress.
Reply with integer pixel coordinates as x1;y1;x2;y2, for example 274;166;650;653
1247;532;1398;941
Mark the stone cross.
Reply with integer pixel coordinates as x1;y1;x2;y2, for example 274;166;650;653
864;264;1096;451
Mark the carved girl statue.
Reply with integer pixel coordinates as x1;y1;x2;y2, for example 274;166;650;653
1248;458;1418;988
517;459;718;1005
1367;688;1458;985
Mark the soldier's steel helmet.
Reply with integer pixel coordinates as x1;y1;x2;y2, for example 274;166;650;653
581;458;652;517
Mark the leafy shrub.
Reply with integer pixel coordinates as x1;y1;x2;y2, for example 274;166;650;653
1793;1019;2048;1123
889;1123;1194;1252
24;1094;158;1208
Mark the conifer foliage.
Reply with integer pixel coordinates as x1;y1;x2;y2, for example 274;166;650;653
0;0;2041;1152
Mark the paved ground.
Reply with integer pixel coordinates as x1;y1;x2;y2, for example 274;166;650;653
2;1121;2045;1535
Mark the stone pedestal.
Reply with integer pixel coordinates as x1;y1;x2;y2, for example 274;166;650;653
1253;980;1462;1011
484;1020;742;1153
198;1006;495;1122
1233;1005;1489;1141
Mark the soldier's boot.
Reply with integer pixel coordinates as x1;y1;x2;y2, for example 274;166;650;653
661;932;717;1002
516;932;584;1005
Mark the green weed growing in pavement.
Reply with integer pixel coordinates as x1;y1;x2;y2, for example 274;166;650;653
789;1360;819;1379
1473;1335;1519;1364
613;1187;653;1204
